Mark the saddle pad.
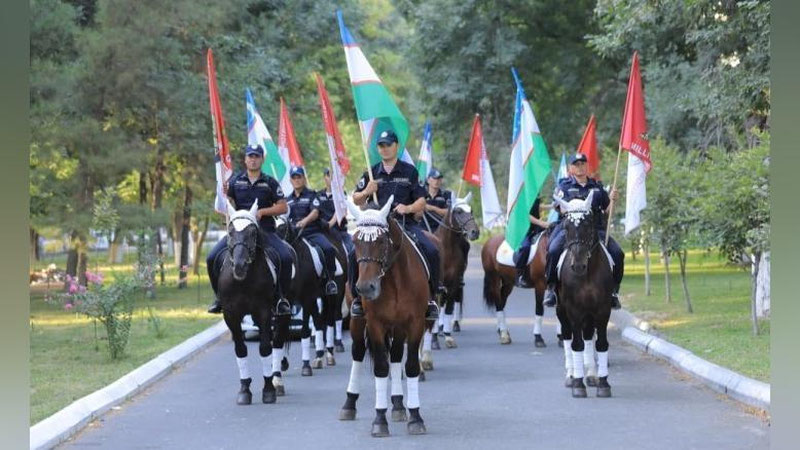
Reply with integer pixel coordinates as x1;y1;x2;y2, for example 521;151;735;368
266;249;295;282
401;230;431;281
556;242;615;280
495;235;540;268
302;239;344;277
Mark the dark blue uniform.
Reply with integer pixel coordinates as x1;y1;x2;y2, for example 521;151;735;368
205;171;294;298
287;187;337;279
354;160;441;295
546;176;624;286
317;190;355;256
423;188;452;233
515;197;544;271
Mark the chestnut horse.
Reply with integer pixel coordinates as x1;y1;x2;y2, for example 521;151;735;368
338;196;430;437
480;230;549;346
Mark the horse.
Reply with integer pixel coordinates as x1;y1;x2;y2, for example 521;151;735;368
338;196;430;437
216;199;287;405
276;218;347;375
480;229;550;347
553;190;613;398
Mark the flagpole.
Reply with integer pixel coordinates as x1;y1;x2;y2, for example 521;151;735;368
359;139;379;204
605;145;623;245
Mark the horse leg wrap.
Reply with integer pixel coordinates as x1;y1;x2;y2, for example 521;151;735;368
422;330;432;352
375;376;389;410
496;311;508;331
572;350;585;379
272;348;284;375
301;337;311;361
236;357;250;380
583;339;596;372
335;320;343;340
347;361;363;394
454;302;462;321
563;339;573;374
390;363;403;396
597;351;609;377
443;314;453;334
260;355;272;378
315;330;324;352
326;326;335;349
533;315;543;335
406;376;420;408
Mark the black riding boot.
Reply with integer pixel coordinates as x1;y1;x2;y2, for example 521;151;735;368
611;284;622;310
543;285;557;307
426;299;439;321
515;267;533;288
207;296;222;314
350;296;364;317
273;283;291;316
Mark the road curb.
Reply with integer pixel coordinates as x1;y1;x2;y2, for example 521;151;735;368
611;309;770;411
29;320;228;450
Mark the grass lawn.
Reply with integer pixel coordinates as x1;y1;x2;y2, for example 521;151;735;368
30;257;220;424
619;249;769;382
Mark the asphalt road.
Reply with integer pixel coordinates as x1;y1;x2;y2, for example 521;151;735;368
61;253;769;449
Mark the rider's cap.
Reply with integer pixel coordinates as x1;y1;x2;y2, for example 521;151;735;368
290;166;305;177
376;129;399;145
245;144;264;157
569;153;588;165
427;167;444;179
323;167;330;176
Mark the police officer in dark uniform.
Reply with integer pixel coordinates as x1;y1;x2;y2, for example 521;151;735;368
350;129;441;320
318;167;355;257
514;196;550;288
543;153;624;309
206;144;293;316
422;168;452;233
286;166;338;295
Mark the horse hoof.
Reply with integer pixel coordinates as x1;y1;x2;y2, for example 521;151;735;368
597;386;612;398
407;420;427;435
445;336;457;348
262;389;276;404
557;339;564;348
534;335;546;348
586;376;598;387
281;357;289;372
326;352;336;366
572;386;588;398
312;357;323;369
237;391;252;405
499;330;512;345
431;337;441;350
453;321;461;332
564;376;573;388
301;364;313;377
391;408;408;422
371;422;390;438
419;371;426;382
334;342;345;353
339;408;356;421
272;377;285;396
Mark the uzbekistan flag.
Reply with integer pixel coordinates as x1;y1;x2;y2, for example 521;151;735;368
416;121;433;181
246;89;290;195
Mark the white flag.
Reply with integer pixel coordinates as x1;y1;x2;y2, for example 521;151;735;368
624;151;647;235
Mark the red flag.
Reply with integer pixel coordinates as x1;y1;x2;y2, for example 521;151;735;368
619;51;651;172
206;49;232;214
577;114;599;178
315;73;351;175
278;98;305;169
462;114;483;186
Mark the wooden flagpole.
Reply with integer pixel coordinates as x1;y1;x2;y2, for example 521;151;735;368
605;145;623;245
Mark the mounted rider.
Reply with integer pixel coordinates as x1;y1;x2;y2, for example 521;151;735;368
285;166;339;296
206;143;293;316
350;129;441;321
318;167;355;258
514;196;550;288
421;168;452;233
543;152;624;309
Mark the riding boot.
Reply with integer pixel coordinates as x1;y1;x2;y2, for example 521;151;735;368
350;296;364;318
272;284;291;316
207;296;222;314
325;278;338;295
611;284;622;310
543;284;557;308
425;299;440;321
515;268;533;288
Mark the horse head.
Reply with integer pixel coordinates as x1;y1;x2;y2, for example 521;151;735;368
226;199;261;281
450;191;479;241
346;195;396;301
274;215;297;243
554;190;597;276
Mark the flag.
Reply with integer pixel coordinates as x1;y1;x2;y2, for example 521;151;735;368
315;72;350;224
505;68;553;250
462;115;483;187
416;121;433;182
246;89;290;194
472;115;504;229
620;52;651;235
278;98;305;170
206;49;233;215
578;114;599;178
548;152;567;223
336;10;414;168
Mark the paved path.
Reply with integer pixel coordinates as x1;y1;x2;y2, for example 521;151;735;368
62;255;769;449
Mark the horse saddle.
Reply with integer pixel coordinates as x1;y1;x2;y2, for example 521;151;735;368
495;234;541;268
556;242;615;280
264;248;296;283
301;239;344;278
401;229;431;281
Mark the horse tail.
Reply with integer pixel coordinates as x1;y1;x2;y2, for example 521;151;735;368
483;272;497;310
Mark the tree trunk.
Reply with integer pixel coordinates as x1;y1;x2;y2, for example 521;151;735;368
77;234;88;286
156;229;165;286
644;238;651;296
755;251;770;318
65;231;79;290
30;228;40;267
750;252;761;336
662;246;671;304
151;150;166;286
178;186;192;289
677;249;693;313
108;227;122;264
192;216;209;276
172;211;183;266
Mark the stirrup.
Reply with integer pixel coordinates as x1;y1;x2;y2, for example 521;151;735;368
273;298;291;316
611;292;622;310
325;279;338;295
350;297;364;317
543;289;557;307
207;297;222;314
425;300;439;321
515;271;533;288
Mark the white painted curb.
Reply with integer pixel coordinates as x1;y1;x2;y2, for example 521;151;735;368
30;320;228;450
613;310;770;411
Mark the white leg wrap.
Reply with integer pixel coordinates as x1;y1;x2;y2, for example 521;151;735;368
406;376;420;408
563;339;573;373
309;315;316;333
584;339;596;370
315;329;324;351
422;330;432;352
533;314;543;335
272;348;284;374
301;337;311;361
437;310;444;328
390;363;403;396
335;320;343;340
375;376;388;409
496;311;508;331
326;326;335;348
454;302;462;321
597;351;609;377
347;360;362;394
443;314;453;333
556;321;562;335
260;355;272;377
572;350;585;379
236;357;250;380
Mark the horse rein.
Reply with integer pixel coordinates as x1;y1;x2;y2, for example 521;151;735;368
355;217;403;281
426;208;475;236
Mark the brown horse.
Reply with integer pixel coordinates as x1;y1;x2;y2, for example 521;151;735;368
339;196;429;437
480;229;549;346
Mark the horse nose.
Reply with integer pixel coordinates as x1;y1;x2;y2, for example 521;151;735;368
357;280;379;300
233;263;247;281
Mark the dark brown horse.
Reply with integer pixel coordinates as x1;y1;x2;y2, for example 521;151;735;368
480;229;549;346
339;196;430;437
553;191;613;398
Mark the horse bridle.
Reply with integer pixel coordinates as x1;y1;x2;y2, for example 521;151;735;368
427;208;476;236
227;224;259;266
355;219;400;280
564;211;599;271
